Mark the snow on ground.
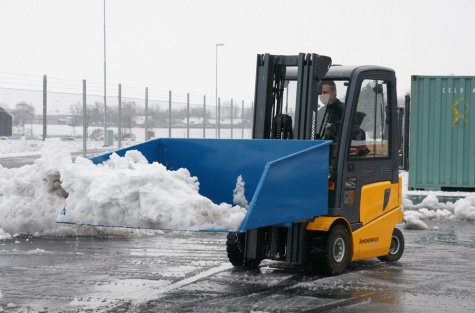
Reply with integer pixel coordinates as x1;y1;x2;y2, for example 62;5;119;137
0;134;110;158
0;137;474;239
400;171;475;229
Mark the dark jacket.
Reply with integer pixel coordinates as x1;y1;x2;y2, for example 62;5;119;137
318;98;344;138
324;98;344;124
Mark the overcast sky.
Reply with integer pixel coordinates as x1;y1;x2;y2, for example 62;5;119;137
1;0;474;103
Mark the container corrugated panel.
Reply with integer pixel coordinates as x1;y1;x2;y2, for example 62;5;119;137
409;75;475;191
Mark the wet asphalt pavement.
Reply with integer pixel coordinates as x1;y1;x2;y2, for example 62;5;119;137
1;217;474;313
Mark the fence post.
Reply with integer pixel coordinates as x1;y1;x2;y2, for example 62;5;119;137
187;93;190;138
230;99;233;139
203;95;206;138
82;79;87;157
118;84;122;148
169;90;172;138
145;87;149;141
251;101;254;133
242;100;244;139
218;97;221;138
103;82;107;147
42;75;47;141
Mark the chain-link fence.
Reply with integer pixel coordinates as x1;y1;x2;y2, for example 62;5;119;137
0;72;254;158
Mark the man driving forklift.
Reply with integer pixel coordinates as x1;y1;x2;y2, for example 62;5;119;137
317;80;344;140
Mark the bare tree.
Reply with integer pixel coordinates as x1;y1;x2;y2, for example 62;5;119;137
88;102;104;126
13;102;35;135
122;101;137;134
69;102;83;126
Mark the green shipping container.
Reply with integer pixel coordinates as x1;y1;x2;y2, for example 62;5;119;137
409;75;475;191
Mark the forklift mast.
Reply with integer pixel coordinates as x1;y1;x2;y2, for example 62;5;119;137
252;53;332;140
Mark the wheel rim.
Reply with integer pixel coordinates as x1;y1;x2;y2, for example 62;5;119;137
389;235;400;255
333;238;345;262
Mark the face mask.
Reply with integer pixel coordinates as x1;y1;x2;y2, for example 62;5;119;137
319;94;329;105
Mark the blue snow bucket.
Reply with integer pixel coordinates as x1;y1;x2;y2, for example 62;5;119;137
76;138;331;232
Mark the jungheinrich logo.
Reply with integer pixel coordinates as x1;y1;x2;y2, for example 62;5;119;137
452;98;470;128
359;237;379;244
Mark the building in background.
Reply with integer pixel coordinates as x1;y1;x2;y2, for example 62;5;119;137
0;106;13;137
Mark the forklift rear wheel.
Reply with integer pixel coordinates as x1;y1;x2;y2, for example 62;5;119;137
325;224;350;275
226;232;262;268
378;228;404;262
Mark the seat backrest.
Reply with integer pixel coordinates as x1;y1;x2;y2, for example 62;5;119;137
273;114;293;139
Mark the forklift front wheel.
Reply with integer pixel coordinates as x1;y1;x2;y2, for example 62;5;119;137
226;232;262;268
377;228;404;262
324;224;350;275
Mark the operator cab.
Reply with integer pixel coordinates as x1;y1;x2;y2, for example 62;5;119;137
253;54;399;226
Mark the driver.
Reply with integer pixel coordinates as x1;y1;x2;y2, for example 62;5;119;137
317;80;344;140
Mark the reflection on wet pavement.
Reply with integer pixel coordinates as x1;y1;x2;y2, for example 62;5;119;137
1;219;474;312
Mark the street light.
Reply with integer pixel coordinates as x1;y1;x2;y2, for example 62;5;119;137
103;0;107;146
215;43;224;138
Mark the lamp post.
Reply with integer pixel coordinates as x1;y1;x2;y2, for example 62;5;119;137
103;0;107;146
215;43;224;138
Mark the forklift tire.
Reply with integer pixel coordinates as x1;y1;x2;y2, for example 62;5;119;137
377;228;404;262
325;224;350;275
226;232;261;268
311;224;350;276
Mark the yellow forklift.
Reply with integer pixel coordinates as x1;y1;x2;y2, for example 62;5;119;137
226;53;404;275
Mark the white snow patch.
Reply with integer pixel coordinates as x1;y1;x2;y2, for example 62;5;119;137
403;211;428;230
57;150;247;231
0;228;12;240
26;248;53;254
453;196;475;221
401;174;475;229
233;175;249;208
0;138;246;237
0;138;76;236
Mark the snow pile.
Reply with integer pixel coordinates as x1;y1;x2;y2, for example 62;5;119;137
403;193;475;229
57;150;247;231
452;196;475;220
0;138;247;238
233;175;249;208
0;228;12;240
0;139;75;236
